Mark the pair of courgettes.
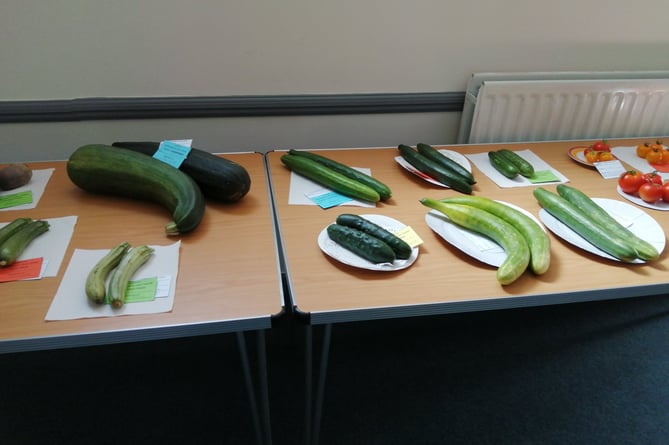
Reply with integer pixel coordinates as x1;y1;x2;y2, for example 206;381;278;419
0;217;50;267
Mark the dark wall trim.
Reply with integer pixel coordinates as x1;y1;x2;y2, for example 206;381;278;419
0;92;465;123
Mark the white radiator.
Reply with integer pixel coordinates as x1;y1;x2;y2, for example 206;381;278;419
457;71;669;144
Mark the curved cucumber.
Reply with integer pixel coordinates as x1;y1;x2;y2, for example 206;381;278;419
415;143;476;185
497;149;535;177
0;220;50;267
420;198;530;285
326;224;396;264
555;184;659;261
488;151;519;178
398;145;472;194
335;214;412;259
533;187;638;262
440;195;550;275
288;149;392;200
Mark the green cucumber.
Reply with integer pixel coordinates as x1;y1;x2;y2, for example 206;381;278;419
415;143;476;185
533;187;638;262
497;149;535;177
420;198;530;285
0;219;50;267
67;144;205;236
440;196;550;275
280;154;380;202
335;213;412;259
398;145;472;194
326;224;396;264
0;217;33;246
288;149;392;200
555;184;659;261
488;151;519;178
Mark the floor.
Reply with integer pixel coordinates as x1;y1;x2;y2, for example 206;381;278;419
2;293;669;445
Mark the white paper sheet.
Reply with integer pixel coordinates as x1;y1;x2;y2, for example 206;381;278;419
466;149;569;188
287;170;376;208
46;241;180;321
0;168;54;211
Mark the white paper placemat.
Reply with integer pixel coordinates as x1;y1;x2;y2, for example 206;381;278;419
610;146;669;181
466;149;569;188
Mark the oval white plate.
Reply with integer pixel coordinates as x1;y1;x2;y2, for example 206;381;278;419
616;185;669;211
395;149;472;187
318;214;419;271
539;198;666;263
424;201;543;267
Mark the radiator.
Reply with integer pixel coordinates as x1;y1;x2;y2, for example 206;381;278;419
457;71;669;144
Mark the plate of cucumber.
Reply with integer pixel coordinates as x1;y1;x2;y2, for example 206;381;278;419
318;214;419;271
394;149;472;187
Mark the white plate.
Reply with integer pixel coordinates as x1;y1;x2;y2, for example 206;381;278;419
318;214;419;271
394;149;472;187
424;201;543;267
539;198;666;263
616;185;669;211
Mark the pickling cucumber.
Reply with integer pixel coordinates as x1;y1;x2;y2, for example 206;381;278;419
497;149;535;177
326;224;396;264
335;213;412;259
488;151;519;178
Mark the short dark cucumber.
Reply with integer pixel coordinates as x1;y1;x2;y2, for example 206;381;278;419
488;151;519;178
326;224;396;264
288;149;392;200
497;149;535;177
416;143;476;185
335;213;412;259
280;154;381;202
0;219;50;267
398;144;472;194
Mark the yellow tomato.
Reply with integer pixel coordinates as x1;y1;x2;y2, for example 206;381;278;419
637;143;651;158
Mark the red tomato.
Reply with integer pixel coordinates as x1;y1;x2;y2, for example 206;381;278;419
591;140;611;152
618;170;646;194
638;182;663;203
662;182;669;202
643;171;663;185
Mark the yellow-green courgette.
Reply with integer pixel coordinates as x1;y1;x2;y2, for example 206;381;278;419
67;144;205;236
107;245;154;308
85;241;131;304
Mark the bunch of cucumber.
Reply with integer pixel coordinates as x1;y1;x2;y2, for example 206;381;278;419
327;214;412;264
0;217;50;267
420;196;551;285
281;149;392;203
85;241;155;308
488;149;535;179
534;185;659;263
398;143;475;194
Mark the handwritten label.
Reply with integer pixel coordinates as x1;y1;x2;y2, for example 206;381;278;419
153;141;191;168
393;226;423;248
306;190;353;209
594;160;626;179
0;191;33;209
124;277;158;303
0;257;43;282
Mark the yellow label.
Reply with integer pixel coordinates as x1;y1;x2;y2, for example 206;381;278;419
393;226;423;248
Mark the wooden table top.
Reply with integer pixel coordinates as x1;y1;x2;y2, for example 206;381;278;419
267;138;669;324
0;152;283;352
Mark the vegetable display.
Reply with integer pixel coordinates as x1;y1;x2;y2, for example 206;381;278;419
0;219;50;267
67;144;205;236
398;144;473;194
636;140;667;164
618;170;668;204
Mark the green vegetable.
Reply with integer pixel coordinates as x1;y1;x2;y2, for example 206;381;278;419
287;149;392;200
0;219;50;267
420;198;530;285
415;143;476;185
0;217;33;247
555;184;659;261
533;187;638;262
107;245;155;309
326;224;396;264
67;144;205;235
398;144;472;194
280;154;381;202
497;149;535;177
335;213;412;260
488;151;519;178
112;141;251;203
85;241;132;304
440;195;550;275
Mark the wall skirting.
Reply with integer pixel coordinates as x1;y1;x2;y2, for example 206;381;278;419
0;92;465;123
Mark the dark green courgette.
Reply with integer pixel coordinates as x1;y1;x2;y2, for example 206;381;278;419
0;219;50;267
416;143;476;185
335;214;412;259
398;144;472;194
0;217;33;247
326;224;396;264
112;141;251;203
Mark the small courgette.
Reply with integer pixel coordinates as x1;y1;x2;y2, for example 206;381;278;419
107;245;155;309
0;219;50;267
326;224;396;264
335;213;412;259
85;241;131;304
0;217;33;246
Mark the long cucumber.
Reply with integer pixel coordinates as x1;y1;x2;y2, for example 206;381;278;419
533;187;638;262
415;143;476;185
440;195;550;275
420;198;530;285
398;145;472;194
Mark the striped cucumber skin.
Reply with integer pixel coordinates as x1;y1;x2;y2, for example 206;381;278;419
288;149;392;200
0;220;50;267
107;245;154;308
533;187;638;262
420;198;530;285
326;224;396;264
0;217;33;246
488;151;519;178
85;241;131;304
556;184;659;261
335;213;412;259
497;149;535;177
440;195;550;275
398;145;472;194
415;143;476;185
280;154;380;202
